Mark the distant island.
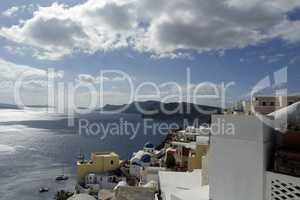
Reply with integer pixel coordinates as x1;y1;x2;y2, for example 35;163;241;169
0;101;221;125
0;103;22;110
100;101;222;124
0;103;54;110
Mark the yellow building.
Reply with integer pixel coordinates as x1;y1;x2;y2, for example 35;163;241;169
188;144;209;171
77;152;120;182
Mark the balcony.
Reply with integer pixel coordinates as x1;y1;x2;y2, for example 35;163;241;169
266;171;300;200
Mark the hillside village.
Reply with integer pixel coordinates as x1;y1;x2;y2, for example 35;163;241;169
64;95;300;200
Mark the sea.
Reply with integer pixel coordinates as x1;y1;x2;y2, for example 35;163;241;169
0;108;166;200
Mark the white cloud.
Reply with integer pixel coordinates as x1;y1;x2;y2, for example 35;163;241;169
1;4;38;17
137;0;300;53
78;74;98;83
0;0;300;59
2;6;19;17
77;73;129;84
0;58;133;105
0;58;69;106
0;2;136;60
0;58;46;81
4;45;29;56
0;58;63;90
272;20;300;43
259;53;285;64
150;52;193;60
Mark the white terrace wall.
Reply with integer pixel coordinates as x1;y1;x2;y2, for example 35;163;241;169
209;115;274;200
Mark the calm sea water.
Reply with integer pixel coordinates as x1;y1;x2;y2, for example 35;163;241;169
0;109;166;200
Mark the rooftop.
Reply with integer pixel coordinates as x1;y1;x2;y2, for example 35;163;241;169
67;194;96;200
77;152;119;165
92;152;119;157
159;170;208;200
114;186;155;200
170;141;197;149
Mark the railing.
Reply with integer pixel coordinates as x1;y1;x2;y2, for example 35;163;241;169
266;171;300;200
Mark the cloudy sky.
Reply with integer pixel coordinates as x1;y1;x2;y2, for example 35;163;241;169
0;0;300;107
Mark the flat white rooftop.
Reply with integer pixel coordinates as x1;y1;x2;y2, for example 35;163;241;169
172;185;209;200
67;194;96;200
170;141;197;149
159;170;209;200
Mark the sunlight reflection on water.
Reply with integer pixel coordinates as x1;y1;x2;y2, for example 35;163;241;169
0;108;165;200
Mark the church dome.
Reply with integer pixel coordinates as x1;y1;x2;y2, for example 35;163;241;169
144;142;154;149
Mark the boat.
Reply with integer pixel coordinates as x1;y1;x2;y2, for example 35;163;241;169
55;175;69;181
77;148;85;160
55;142;69;181
39;187;49;193
55;163;69;181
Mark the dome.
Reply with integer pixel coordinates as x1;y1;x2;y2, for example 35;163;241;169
144;142;154;149
141;154;151;163
130;150;151;165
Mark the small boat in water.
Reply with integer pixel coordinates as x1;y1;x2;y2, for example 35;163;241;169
77;148;84;160
39;187;49;193
55;175;69;181
56;142;69;181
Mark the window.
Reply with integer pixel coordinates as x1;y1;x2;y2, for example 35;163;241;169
110;160;114;165
262;102;266;106
270;102;275;106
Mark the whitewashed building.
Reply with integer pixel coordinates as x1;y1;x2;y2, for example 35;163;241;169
159;169;209;200
85;173;124;190
129;142;156;177
209;114;274;200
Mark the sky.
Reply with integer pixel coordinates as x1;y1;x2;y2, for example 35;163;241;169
0;0;300;108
